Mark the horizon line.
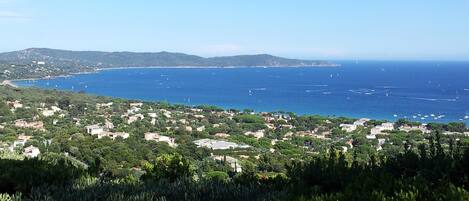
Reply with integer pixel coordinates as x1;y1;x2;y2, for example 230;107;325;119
2;47;469;62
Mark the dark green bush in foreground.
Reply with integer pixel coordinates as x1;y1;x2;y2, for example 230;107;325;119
0;134;468;201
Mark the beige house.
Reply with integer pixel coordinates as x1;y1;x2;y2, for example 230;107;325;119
14;119;45;130
244;130;265;139
144;132;177;147
214;133;230;138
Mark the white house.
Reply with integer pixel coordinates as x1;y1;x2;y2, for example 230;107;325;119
7;100;23;111
23;145;40;158
353;118;370;126
41;106;62;117
42;109;55;117
366;134;377;139
148;113;158;118
370;122;394;135
13;135;32;148
85;124;104;135
129;102;143;107
193;114;205;119
196;126;205;132
193;139;250;150
340;124;357;132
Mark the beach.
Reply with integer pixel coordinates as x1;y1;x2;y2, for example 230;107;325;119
1;80;18;88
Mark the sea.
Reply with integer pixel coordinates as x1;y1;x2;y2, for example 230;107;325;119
14;61;469;124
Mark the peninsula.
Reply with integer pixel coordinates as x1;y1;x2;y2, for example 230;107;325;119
0;48;337;81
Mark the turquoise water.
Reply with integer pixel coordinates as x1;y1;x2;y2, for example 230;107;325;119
15;61;469;123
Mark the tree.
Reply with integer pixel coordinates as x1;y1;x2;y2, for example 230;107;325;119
58;97;71;109
205;171;229;182
447;122;466;133
142;153;194;182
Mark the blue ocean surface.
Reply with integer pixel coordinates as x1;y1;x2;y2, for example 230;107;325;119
15;61;469;123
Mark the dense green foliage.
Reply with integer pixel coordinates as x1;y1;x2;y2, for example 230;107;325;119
0;134;467;201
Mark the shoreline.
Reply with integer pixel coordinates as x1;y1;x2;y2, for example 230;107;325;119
96;64;341;71
1;80;18;88
7;65;341;85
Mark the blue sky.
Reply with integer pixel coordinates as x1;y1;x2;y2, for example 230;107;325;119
1;0;469;60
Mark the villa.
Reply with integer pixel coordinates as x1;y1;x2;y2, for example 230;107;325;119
160;109;172;118
127;107;141;115
340;124;357;132
353;118;370;126
42;109;55;117
98;131;129;139
129;102;143;107
40;106;62;117
193;114;205;119
85;124;128;139
127;114;144;124
377;138;386;151
399;124;430;134
214;133;230;138
370;122;394;135
96;102;113;109
196;126;205;132
7;100;23;111
23;145;40;158
244;130;265;139
193;139;250;150
14;119;45;130
144;133;177;147
148;113;158;118
11;135;32;149
85;124;104;135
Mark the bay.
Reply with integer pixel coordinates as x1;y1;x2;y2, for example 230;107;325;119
15;61;469;123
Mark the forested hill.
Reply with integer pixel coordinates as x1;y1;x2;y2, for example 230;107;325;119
0;48;335;68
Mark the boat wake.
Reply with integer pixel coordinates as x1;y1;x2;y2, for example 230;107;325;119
410;97;457;102
348;89;375;95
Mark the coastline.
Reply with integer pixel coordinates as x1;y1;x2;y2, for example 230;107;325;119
96;64;341;71
6;64;341;85
8;65;341;85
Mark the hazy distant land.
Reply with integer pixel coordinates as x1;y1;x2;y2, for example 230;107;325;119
0;48;337;81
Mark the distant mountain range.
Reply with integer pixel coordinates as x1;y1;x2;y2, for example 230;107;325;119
0;48;336;68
